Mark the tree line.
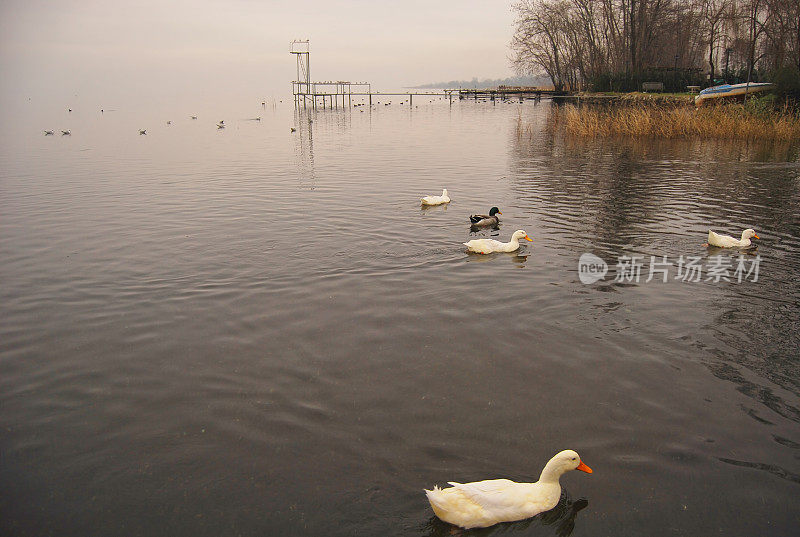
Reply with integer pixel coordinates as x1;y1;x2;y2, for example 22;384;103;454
510;0;800;94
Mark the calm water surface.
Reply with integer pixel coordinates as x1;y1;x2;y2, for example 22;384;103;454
1;96;799;536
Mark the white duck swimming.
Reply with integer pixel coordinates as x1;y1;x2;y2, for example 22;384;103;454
425;450;592;529
464;229;532;254
421;188;450;206
707;228;759;248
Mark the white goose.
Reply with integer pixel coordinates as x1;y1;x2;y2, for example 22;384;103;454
707;228;759;248
421;188;450;206
425;450;592;529
464;229;532;254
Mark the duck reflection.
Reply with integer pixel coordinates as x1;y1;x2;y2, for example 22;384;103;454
470;222;500;233
704;244;759;257
421;491;588;537
465;251;529;266
421;203;449;213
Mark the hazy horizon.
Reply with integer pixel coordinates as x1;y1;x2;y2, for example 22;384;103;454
1;0;517;110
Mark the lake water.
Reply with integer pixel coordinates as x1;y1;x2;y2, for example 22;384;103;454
1;95;799;536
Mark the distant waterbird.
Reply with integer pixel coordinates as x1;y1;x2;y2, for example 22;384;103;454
706;228;759;248
464;229;532;254
61;130;71;135
139;129;147;135
191;116;197;120
290;127;296;132
421;188;450;206
469;207;502;227
44;130;54;136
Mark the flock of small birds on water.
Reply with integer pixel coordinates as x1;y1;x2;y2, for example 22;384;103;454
42;97;514;138
43;110;265;137
41;101;292;138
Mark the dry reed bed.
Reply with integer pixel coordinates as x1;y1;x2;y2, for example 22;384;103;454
557;103;800;140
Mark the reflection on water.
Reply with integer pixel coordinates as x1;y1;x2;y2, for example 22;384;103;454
1;98;798;537
293;109;316;190
422;492;588;537
508;118;800;414
465;251;530;266
718;457;800;485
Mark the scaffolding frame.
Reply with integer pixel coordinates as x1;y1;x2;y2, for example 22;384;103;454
290;40;371;109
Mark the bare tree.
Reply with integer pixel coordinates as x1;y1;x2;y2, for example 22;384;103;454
700;0;732;80
511;0;573;91
510;0;798;90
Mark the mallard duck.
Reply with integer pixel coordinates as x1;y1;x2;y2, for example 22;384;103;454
425;450;592;529
421;189;450;206
44;130;54;136
469;207;501;227
707;228;759;248
464;229;531;254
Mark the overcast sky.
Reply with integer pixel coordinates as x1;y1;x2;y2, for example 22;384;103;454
1;0;516;105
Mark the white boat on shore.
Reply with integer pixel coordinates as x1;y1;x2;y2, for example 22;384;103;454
695;82;774;106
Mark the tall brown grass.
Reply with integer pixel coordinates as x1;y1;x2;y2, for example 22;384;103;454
556;103;800;140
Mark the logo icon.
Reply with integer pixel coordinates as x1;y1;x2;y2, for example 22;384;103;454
578;253;608;284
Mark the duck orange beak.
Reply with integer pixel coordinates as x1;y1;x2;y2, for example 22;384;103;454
754;234;760;239
576;460;592;474
524;235;533;242
497;211;502;215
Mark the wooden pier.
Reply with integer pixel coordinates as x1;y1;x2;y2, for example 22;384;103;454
290;40;557;110
291;87;557;110
452;87;558;101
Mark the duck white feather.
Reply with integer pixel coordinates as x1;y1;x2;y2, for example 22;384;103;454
464;229;532;254
425;450;592;529
421;188;450;206
708;228;759;248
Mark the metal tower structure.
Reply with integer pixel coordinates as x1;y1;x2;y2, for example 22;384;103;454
290;40;310;96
